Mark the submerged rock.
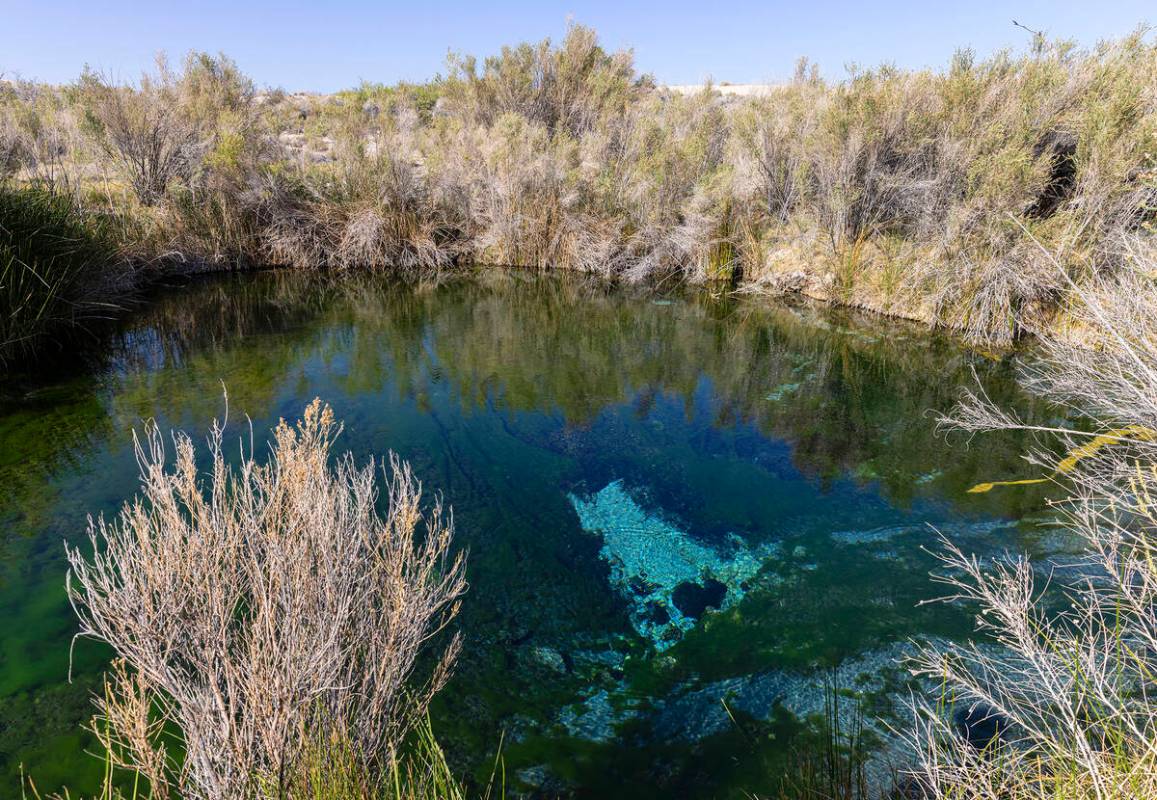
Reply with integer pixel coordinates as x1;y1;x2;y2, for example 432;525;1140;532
650;641;938;795
651;641;925;744
568;480;780;649
765;382;801;401
515;764;571;794
529;645;568;674
572;648;627;680
671;578;727;620
559;688;641;743
830;519;1009;547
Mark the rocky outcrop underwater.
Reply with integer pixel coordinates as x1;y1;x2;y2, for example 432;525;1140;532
568;480;781;650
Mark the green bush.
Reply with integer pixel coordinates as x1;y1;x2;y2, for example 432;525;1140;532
0;185;115;364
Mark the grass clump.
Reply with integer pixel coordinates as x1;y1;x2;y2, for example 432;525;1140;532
0;184;116;365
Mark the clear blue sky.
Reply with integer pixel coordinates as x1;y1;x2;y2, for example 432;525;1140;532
2;1;1153;91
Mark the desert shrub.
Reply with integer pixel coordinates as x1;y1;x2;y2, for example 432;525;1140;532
0;79;86;193
76;65;198;205
336;79;445;122
729;69;817;228
722;31;1157;340
0;81;35;179
622;90;734;280
466;111;580;268
443;23;647;137
262;104;464;272
66;400;467;799
131;53;280;266
75;52;263;207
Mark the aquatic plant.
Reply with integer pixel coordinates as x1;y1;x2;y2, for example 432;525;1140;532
65;399;467;799
769;676;872;800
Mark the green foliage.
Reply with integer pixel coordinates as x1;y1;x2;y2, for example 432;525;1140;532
442;22;646;136
0;184;114;364
23;715;484;800
336;79;445;120
72;52;263;205
278;716;488;800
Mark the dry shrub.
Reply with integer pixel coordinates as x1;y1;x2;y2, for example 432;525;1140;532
76;52;262;209
0;78;86;194
442;22;646;137
6;26;1157;343
908;235;1157;798
66;399;466;799
466;111;580;268
264;28;1149;320
727;32;1156;340
729;65;818;228
263;104;464;272
76;65;198;206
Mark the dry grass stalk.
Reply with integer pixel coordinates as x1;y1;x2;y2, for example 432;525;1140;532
907;235;1157;798
66;399;466;800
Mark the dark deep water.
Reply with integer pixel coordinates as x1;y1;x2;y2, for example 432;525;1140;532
0;271;1071;797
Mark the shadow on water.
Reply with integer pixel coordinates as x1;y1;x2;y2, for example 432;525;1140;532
0;270;1070;797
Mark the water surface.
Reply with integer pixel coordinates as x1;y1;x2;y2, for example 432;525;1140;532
0;272;1066;797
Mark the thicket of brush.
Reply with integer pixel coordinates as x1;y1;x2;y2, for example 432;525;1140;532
57;399;469;800
3;25;1155;345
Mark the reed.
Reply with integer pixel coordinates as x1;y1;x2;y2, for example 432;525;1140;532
0;184;116;365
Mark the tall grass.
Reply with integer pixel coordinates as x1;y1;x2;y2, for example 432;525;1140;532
0;184;116;365
21;715;480;800
767;680;873;800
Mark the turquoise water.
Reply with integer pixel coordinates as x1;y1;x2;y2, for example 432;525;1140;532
0;271;1067;797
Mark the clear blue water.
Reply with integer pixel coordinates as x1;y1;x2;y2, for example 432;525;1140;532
0;271;1066;797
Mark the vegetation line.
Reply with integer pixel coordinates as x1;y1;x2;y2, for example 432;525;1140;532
3;24;1155;366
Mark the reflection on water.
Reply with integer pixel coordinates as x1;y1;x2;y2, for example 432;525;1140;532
0;271;1072;797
